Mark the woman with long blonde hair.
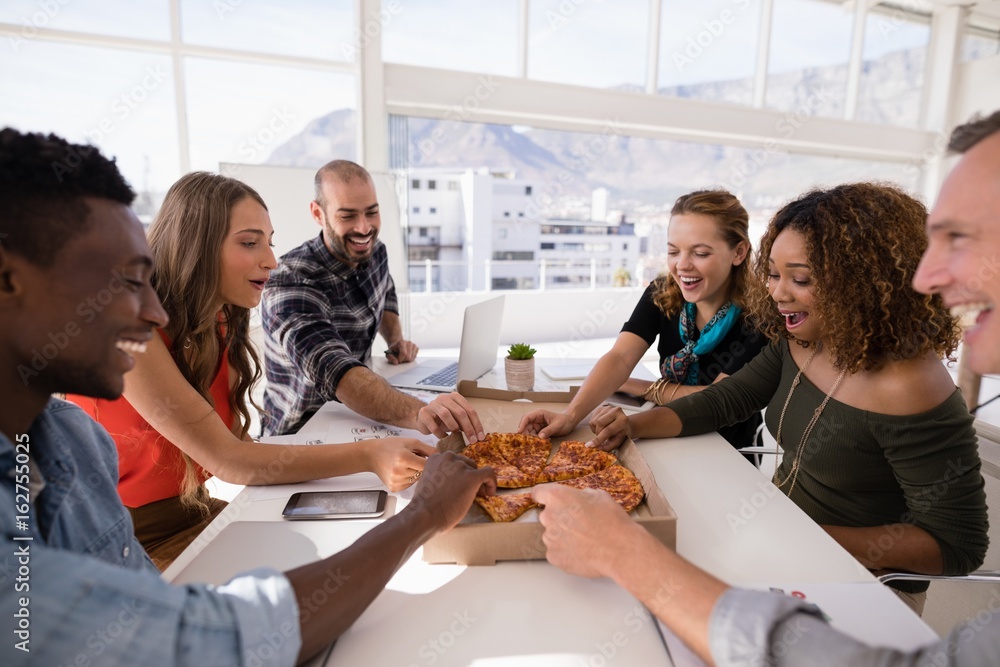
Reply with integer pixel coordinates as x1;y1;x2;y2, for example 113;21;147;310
520;189;767;452
69;172;434;569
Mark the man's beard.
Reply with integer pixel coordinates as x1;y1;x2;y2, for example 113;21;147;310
325;222;378;265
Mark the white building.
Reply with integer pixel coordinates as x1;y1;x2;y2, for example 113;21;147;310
404;170;638;291
538;218;638;289
406;171;465;292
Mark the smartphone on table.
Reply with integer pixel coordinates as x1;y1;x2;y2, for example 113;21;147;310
281;490;388;520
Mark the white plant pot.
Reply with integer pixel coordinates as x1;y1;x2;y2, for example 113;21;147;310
505;357;535;392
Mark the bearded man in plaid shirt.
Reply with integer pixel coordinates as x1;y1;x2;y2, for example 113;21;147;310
262;160;485;445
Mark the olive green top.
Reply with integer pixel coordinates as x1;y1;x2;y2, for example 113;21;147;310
669;340;988;587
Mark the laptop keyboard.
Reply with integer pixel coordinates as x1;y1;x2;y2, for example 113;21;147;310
416;362;459;387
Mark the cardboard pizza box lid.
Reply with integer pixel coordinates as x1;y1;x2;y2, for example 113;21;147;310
457;380;579;404
422;396;677;566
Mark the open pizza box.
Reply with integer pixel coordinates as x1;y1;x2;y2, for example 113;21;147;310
421;381;677;566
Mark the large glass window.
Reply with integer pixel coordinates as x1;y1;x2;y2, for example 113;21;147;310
181;0;355;61
528;0;647;90
856;8;929;127
658;0;763;105
962;27;1000;62
731;150;917;246
0;39;180;219
382;0;518;75
0;0;169;42
766;0;854;118
0;3;945;246
392;116;918;290
184;59;356;173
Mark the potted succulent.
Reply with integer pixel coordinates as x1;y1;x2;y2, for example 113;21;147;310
505;342;537;392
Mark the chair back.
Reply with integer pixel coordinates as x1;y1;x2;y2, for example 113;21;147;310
922;419;1000;635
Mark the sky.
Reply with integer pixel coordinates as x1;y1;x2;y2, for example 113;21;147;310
0;0;936;193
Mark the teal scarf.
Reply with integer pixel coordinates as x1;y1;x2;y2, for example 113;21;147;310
661;301;741;385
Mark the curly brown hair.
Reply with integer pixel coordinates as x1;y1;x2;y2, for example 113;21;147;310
745;182;961;372
652;189;751;316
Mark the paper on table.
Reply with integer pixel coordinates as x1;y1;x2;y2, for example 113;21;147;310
258;414;432;451
244;414;437;503
323;420;429;445
258;434;327;445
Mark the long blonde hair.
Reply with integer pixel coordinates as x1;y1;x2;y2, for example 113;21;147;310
147;172;266;512
651;189;752;316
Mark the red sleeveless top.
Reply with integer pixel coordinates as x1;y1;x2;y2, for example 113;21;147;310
67;330;233;507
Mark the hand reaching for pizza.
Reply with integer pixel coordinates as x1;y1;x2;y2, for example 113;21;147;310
410;452;498;533
365;438;437;492
587;405;631;451
416;392;487;443
517;409;577;439
533;484;643;579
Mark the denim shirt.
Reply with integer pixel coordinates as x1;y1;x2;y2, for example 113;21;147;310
0;399;301;666
710;588;1000;666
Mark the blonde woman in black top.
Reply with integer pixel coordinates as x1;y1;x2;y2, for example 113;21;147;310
520;190;766;452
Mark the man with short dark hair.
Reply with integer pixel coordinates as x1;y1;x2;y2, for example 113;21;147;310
532;109;1000;666
262;159;487;442
0;129;496;666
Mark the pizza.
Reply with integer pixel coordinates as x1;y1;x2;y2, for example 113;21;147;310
483;432;551;482
536;440;616;483
557;465;645;513
461;439;533;488
462;432;551;488
475;493;539;523
461;432;645;521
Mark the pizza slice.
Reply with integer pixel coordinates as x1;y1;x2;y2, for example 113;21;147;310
536;440;617;483
465;433;551;488
462;439;534;488
558;465;645;513
475;492;539;522
493;432;551;483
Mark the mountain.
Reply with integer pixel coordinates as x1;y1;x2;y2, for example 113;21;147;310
405;118;566;180
264;47;926;214
266;108;356;167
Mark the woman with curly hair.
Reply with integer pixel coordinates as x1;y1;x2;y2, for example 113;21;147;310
519;190;767;452
68;172;436;569
586;182;988;614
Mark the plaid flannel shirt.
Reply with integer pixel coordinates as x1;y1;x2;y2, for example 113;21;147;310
261;233;398;435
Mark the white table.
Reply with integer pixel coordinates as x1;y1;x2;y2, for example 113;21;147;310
164;388;938;665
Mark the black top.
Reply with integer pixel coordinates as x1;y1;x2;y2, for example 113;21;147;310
621;283;767;449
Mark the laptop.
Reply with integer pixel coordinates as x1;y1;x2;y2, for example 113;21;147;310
388;296;505;392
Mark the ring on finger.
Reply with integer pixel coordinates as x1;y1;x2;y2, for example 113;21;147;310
414;470;422;479
408;475;415;483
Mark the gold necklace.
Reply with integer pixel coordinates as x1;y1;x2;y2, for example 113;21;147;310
772;344;849;497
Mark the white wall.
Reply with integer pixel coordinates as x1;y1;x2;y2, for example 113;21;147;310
402;287;642;352
950;54;1000;135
